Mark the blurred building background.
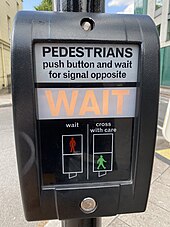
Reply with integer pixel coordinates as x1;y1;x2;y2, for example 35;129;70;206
0;0;22;90
135;0;170;87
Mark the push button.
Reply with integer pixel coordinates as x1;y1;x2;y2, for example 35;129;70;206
80;197;97;214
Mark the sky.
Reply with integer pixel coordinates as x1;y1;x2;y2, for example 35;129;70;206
23;0;134;14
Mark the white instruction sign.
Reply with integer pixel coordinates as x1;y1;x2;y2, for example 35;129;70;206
34;43;139;83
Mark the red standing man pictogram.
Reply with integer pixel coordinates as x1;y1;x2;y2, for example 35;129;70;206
69;137;76;153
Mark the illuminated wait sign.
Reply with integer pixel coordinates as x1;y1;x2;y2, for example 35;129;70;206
36;88;136;119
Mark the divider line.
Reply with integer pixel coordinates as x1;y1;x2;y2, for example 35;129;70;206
87;124;89;180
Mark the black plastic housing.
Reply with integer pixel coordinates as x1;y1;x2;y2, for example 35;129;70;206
11;11;160;221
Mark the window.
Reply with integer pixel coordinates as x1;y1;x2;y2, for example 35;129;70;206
6;0;10;6
7;16;11;41
17;2;19;11
155;0;162;17
155;0;163;10
134;0;144;14
167;20;170;40
157;24;161;36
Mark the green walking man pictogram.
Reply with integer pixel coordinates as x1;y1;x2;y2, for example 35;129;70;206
97;155;107;170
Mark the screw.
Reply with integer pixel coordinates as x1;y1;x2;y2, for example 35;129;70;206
82;21;92;31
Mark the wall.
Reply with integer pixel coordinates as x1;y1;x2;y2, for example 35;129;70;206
0;0;22;89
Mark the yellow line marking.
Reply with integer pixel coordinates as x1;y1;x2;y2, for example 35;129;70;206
156;149;170;160
37;221;48;227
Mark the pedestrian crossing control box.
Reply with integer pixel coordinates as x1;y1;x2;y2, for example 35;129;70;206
12;11;160;221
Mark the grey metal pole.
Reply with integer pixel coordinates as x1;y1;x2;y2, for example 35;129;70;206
53;0;105;13
62;218;102;227
52;0;104;226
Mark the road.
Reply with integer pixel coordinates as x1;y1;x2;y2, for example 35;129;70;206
0;94;169;227
0;107;37;227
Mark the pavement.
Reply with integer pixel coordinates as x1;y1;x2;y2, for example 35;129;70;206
0;88;12;108
0;87;170;227
0;92;12;108
160;86;170;97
